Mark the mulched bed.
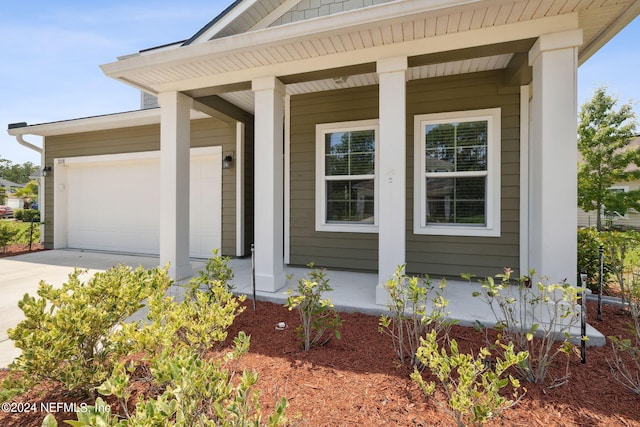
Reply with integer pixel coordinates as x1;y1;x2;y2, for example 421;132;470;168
1;296;639;426
0;244;46;258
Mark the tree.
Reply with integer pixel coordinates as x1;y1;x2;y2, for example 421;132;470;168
577;87;639;230
0;157;38;184
14;180;38;209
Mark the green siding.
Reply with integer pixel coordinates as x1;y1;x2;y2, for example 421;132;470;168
43;118;250;257
288;70;521;277
289;85;379;270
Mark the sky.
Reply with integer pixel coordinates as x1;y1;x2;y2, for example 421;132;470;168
1;1;639;165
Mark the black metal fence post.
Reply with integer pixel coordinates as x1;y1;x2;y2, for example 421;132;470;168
251;243;256;310
580;271;588;364
598;244;604;321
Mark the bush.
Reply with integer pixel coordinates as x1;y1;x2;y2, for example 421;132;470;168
411;330;527;427
578;227;611;292
185;248;235;297
13;209;39;222
379;264;454;367
0;221;19;252
285;264;343;351
7;265;171;396
608;279;640;394
469;269;582;386
49;254;288;427
116;278;245;360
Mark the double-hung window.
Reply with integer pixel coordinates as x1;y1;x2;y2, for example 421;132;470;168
316;119;379;233
414;108;501;236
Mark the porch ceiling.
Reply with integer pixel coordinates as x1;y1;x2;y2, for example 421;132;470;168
101;0;639;113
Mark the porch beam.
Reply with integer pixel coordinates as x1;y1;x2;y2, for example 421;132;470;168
252;76;286;292
158;91;193;280
376;56;407;304
527;30;582;284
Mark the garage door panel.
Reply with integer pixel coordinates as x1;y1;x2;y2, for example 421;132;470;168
190;153;222;258
64;149;221;258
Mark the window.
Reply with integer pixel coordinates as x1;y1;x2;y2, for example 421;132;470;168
316;119;379;233
414;108;501;236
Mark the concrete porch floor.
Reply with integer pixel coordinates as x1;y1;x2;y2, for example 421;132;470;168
0;249;605;368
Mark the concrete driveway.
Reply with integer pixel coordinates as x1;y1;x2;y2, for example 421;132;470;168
0;249;203;368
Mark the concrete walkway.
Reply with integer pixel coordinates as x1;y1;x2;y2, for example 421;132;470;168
0;249;606;368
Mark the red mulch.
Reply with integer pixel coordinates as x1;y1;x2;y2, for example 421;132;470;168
0;244;46;258
1;267;640;425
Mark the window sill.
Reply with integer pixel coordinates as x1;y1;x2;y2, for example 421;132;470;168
413;224;500;237
316;223;379;233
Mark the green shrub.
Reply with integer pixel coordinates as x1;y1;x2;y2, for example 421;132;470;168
411;330;527;427
0;221;19;252
13;209;23;221
57;334;288;427
19;208;40;223
379;264;454;367
603;230;640;308
578;227;611;291
186;248;235;298
8;265;171;396
285;264;342;351
116;279;245;359
608;279;640;394
469;269;581;386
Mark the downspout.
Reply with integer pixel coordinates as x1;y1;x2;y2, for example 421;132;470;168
15;134;43;154
12;131;45;245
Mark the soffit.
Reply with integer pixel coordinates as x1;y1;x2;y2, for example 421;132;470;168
102;0;637;99
215;53;515;114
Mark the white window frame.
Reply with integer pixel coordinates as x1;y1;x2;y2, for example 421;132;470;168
413;108;501;237
315;119;379;233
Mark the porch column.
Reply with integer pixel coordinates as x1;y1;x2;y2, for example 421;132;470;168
252;76;286;292
158;91;193;280
527;30;582;284
376;56;408;304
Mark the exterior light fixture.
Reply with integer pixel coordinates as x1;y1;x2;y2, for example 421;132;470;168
222;152;234;169
42;166;52;177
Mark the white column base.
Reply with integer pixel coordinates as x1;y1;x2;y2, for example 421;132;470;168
255;271;287;293
376;281;391;306
171;262;194;282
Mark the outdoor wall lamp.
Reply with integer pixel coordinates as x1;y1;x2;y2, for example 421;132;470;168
222;152;234;169
42;166;52;177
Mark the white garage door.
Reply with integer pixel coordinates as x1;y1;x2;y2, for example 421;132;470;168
62;147;221;258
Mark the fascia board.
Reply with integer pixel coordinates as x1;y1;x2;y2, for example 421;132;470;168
7;109;208;137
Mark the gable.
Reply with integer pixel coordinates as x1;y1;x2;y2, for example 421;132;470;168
187;0;399;44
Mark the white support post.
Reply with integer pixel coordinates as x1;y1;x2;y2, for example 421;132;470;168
528;30;582;284
236;121;245;257
376;56;408;304
158;91;193;280
252;76;286;292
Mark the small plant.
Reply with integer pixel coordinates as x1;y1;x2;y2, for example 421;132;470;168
186;248;235;298
115;263;245;359
8;265;171;396
608;280;640;393
577;227;610;292
44;336;289;426
379;264;454;367
285;264;343;351
411;330;527;427
469;269;582;386
0;221;19;252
